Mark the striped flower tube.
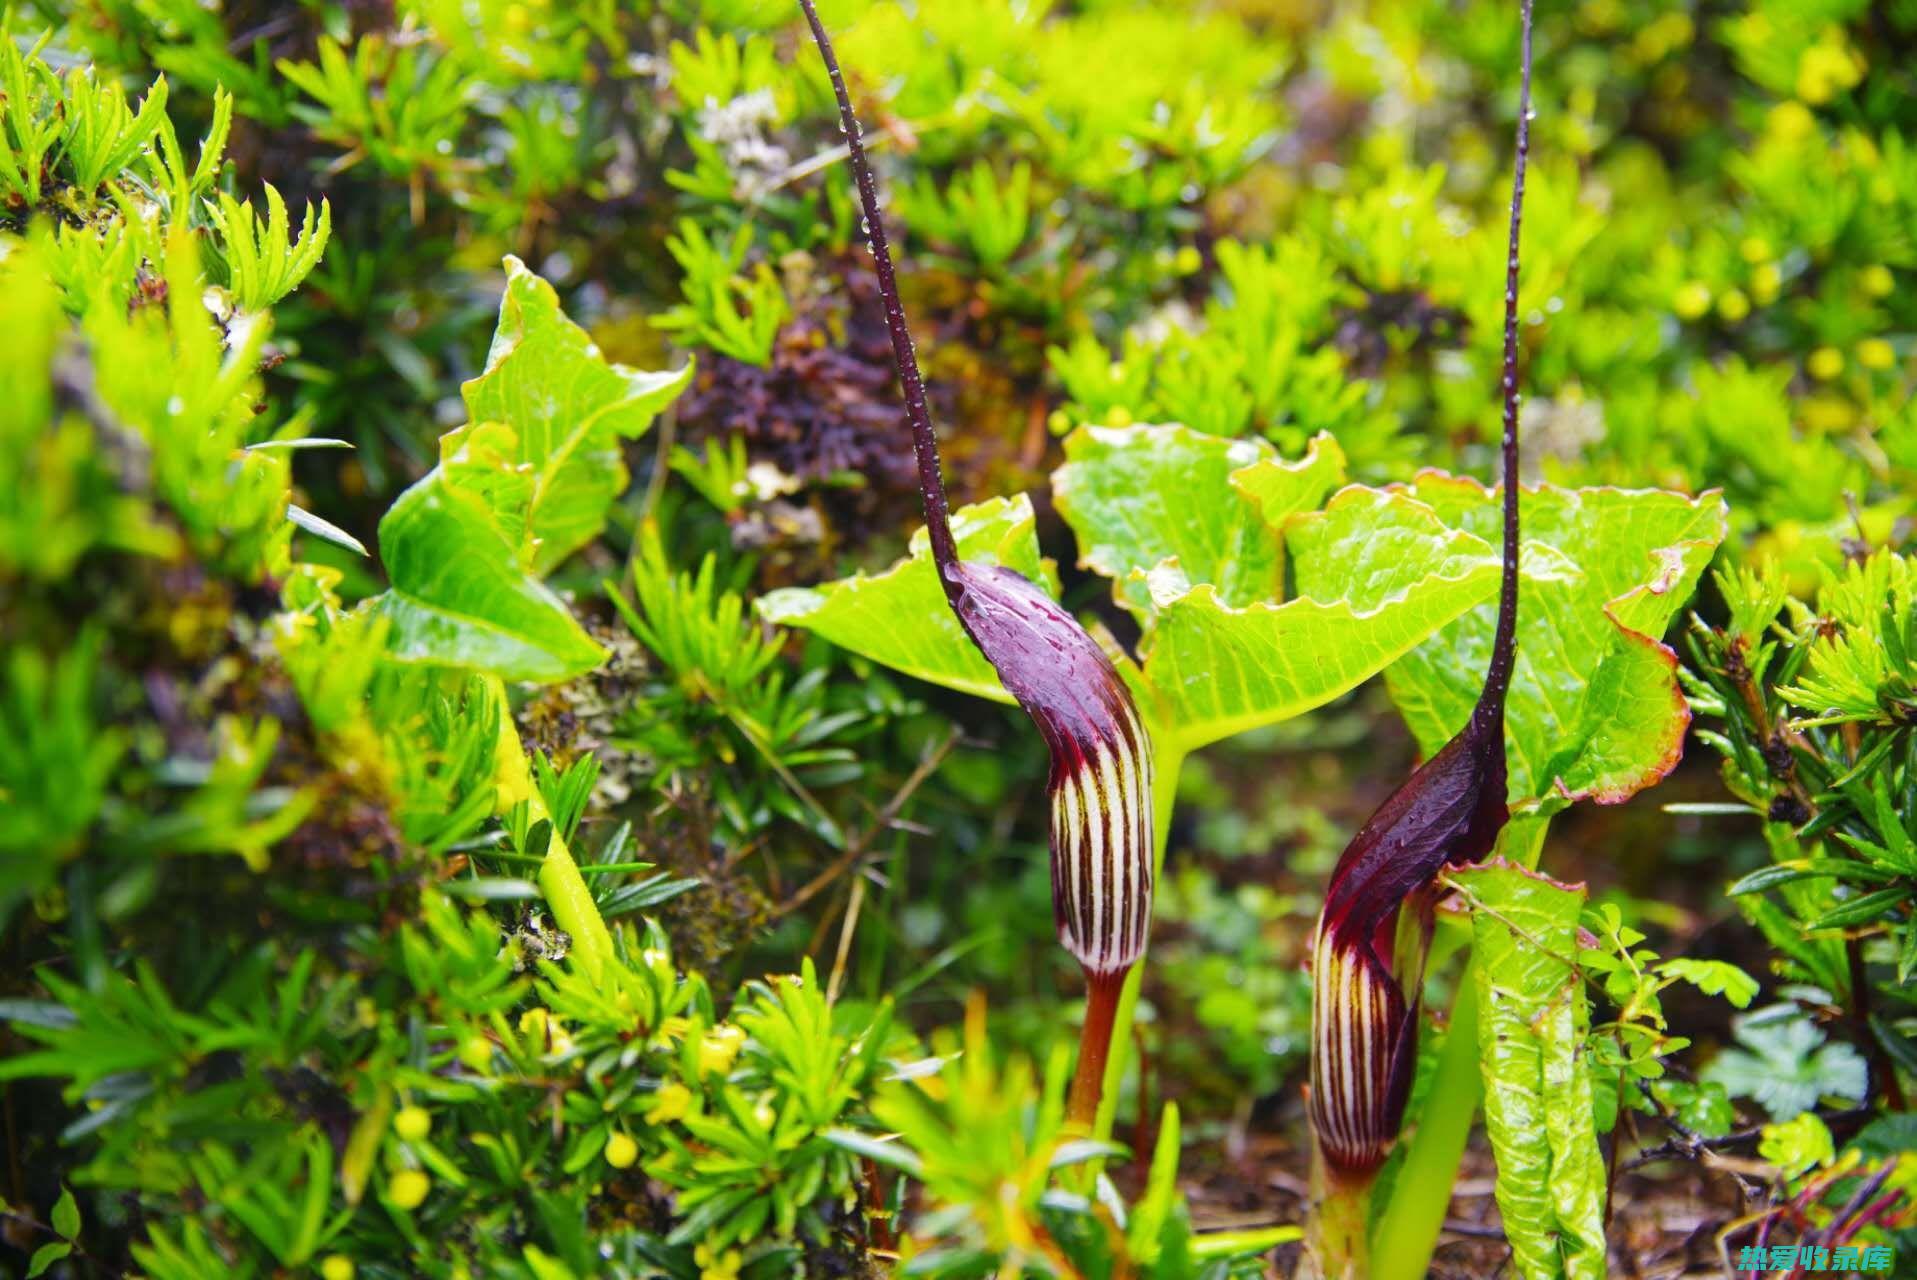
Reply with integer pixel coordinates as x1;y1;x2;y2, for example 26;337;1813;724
1307;719;1508;1177
952;562;1155;979
1306;0;1535;1193
798;0;1155;1127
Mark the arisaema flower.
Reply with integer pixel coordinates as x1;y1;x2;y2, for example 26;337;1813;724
1307;0;1535;1186
797;0;1153;1125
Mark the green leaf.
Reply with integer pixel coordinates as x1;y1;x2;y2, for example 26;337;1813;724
1759;1112;1834;1178
1127;1102;1181;1264
1455;862;1608;1280
767;463;1550;763
1380;477;1727;806
51;1186;79;1239
27;1241;71;1278
1153;487;1519;752
1804;885;1910;930
374;472;606;682
1703;1008;1868;1120
460;256;693;574
1728;859;1896;895
1228;430;1347;528
1052;423;1285;625
1655;958;1759;1008
757;495;1059;705
1648;1079;1735;1138
286;503;367;557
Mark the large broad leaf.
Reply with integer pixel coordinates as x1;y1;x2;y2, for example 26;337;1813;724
460;256;692;574
1052;423;1287;625
1454;862;1607;1280
767;428;1531;754
374;471;605;682
1228;431;1347;529
1148;487;1529;753
757;496;1059;705
1378;477;1726;805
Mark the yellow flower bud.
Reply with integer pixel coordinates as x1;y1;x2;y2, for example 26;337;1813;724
605;1131;639;1169
698;1025;746;1077
1173;245;1202;275
388;1169;430;1211
1717;289;1751;323
1862;265;1894;298
647;1081;693;1125
394;1106;431;1143
1739;236;1772;265
1766;101;1816;142
518;1008;573;1055
321;1256;356;1280
458;1036;492;1072
1795;37;1862;106
1752;263;1783;304
1673;281;1712;320
1808;347;1844;380
1105;405;1134;429
697;1246;744;1280
1859;338;1896;371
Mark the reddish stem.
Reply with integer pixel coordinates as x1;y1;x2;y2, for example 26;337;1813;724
1067;967;1128;1129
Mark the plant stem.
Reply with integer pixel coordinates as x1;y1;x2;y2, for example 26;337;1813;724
1305;1140;1373;1280
1068;967;1128;1129
485;675;617;981
1370;982;1482;1280
1090;742;1184;1150
1846;933;1907;1110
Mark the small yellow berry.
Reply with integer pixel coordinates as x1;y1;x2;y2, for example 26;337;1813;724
1105;405;1134;429
321;1256;356;1280
1716;289;1750;323
1795;38;1861;106
605;1131;639;1169
1173;245;1202;275
698;1025;746;1077
1047;408;1071;435
518;1008;572;1055
647;1081;694;1125
1862;265;1894;298
1751;262;1783;304
1767;101;1816;142
394;1106;431;1143
1673;281;1712;321
697;1245;744;1280
1808;347;1844;380
388;1169;430;1211
1859;338;1896;371
1739;236;1772;264
458;1036;492;1072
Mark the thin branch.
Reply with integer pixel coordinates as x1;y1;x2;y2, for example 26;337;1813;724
774;729;958;918
1621;1104;1874;1173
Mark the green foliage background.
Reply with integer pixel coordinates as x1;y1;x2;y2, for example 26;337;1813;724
3;0;1917;1275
